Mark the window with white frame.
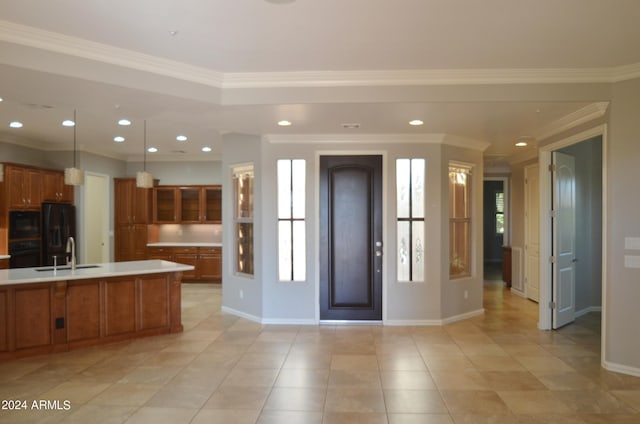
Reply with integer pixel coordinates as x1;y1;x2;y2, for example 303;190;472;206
449;163;472;279
233;165;254;276
277;159;306;281
396;158;425;282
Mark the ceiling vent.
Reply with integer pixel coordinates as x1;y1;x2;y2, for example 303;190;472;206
342;123;361;129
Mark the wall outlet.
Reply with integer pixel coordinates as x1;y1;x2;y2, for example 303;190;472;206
464;290;468;299
239;289;244;299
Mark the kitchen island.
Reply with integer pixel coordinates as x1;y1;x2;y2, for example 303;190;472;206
0;260;194;360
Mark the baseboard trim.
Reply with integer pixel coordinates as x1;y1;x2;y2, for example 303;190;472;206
602;359;640;378
221;306;485;326
575;306;602;318
510;288;526;298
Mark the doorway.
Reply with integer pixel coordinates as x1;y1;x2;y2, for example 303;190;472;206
82;173;110;264
319;155;383;321
539;127;605;333
483;179;506;281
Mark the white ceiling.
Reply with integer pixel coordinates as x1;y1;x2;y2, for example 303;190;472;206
0;0;638;164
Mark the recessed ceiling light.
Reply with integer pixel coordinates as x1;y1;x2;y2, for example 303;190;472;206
278;120;292;126
113;136;125;143
118;119;131;126
409;119;424;126
176;135;188;141
515;141;528;147
202;146;212;152
265;0;295;4
62;119;75;127
0;97;3;102
147;147;158;153
168;30;179;36
9;121;23;128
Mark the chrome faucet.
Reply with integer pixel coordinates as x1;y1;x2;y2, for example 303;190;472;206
66;236;76;270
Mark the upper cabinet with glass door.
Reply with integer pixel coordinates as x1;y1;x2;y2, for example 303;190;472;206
153;185;222;224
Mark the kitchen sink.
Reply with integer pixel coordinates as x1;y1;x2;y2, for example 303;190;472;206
35;264;101;272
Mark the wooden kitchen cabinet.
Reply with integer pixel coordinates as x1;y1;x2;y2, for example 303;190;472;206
203;186;222;223
199;247;222;280
4;164;42;210
147;247;174;262
173;248;198;280
153;187;178;223
41;170;74;203
0;258;9;269
149;246;221;281
114;179;153;262
152;185;221;224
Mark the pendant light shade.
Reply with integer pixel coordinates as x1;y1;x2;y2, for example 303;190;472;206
136;119;154;188
64;109;85;186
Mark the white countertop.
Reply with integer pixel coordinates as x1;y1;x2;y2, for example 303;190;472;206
0;255;10;260
0;260;195;286
147;242;222;247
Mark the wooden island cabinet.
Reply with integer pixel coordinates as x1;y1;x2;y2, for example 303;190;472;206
0;260;191;360
148;245;221;281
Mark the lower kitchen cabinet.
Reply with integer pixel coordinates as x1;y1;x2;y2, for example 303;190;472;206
147;246;221;282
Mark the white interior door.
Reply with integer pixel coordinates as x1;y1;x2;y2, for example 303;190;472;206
552;152;576;329
525;164;540;302
84;173;110;264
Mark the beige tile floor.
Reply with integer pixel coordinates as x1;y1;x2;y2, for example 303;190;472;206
1;280;639;423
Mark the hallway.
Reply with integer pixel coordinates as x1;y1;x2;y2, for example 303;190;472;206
1;282;639;423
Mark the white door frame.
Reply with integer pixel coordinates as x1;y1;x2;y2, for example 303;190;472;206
538;124;607;357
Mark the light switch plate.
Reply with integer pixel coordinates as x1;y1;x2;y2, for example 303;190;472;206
624;255;640;269
625;237;640;250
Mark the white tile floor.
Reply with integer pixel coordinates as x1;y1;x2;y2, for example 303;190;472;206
0;281;639;423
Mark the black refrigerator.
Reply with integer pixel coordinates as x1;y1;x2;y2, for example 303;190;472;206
41;202;76;266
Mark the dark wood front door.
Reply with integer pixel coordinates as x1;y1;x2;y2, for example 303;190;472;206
320;155;383;321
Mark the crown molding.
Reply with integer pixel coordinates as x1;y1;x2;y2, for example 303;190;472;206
2;20;640;90
0;20;224;87
442;135;491;152
264;133;447;144
534;102;609;141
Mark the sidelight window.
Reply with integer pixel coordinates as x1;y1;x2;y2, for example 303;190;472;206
277;159;306;281
449;163;472;279
396;158;425;282
233;165;254;276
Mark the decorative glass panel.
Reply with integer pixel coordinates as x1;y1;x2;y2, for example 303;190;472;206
397;221;410;282
233;165;254;276
278;221;292;280
449;164;472;279
396;158;426;282
412;221;425;282
411;159;425;218
237;222;254;275
277;160;291;219
277;159;306;281
292;221;306;281
291;159;305;219
396;159;411;218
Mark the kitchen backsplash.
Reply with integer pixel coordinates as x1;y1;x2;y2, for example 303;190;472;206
156;224;222;243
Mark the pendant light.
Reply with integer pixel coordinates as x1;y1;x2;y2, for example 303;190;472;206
64;109;84;186
136;119;154;188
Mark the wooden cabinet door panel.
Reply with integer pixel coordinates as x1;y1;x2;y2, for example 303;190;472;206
0;289;8;352
139;276;169;330
174;252;198;279
15;286;51;349
67;282;101;342
104;279;136;336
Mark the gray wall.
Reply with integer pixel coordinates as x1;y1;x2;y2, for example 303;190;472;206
607;77;640;370
125;161;222;185
222;134;484;324
221;133;264;320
